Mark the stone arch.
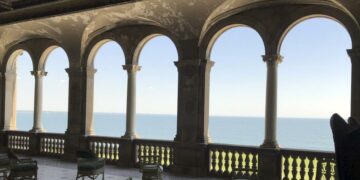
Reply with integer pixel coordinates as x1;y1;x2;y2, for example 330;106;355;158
83;37;125;135
277;6;360;53
200;20;266;60
38;45;70;72
85;39;119;69
132;32;182;65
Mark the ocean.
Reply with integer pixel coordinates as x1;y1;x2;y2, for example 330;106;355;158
16;111;334;151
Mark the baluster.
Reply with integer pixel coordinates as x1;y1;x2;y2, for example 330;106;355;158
106;142;110;159
45;138;48;153
98;142;103;158
137;145;142;165
163;147;168;167
111;143;115;161
223;150;229;175
331;158;337;179
103;142;107;159
231;150;237;176
325;159;331;180
48;139;52;154
42;138;46;153
55;138;59;154
169;147;174;165
251;153;257;177
218;149;225;175
283;155;290;180
150;146;154;163
62;139;65;154
115;143;119;160
20;136;23;150
210;149;217;174
15;136;18;150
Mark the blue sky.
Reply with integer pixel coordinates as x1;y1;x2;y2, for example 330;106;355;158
15;18;352;118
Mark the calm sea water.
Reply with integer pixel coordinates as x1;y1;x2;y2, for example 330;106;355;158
16;111;334;151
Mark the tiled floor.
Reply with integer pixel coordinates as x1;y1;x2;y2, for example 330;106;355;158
31;157;222;180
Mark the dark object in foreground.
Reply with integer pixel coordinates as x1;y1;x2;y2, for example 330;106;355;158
330;114;360;180
0;149;38;179
76;150;105;180
139;155;163;180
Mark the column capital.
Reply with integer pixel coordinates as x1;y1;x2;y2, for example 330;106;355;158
31;70;47;77
175;59;214;68
348;49;360;64
123;65;141;72
65;67;84;76
262;54;283;64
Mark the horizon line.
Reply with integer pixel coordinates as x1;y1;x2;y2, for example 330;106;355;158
16;110;336;120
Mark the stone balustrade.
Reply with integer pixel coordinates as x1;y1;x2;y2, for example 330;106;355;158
1;131;339;179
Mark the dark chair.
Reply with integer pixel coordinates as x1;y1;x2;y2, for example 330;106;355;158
76;150;105;180
139;155;163;180
330;113;360;180
0;153;11;179
7;149;38;180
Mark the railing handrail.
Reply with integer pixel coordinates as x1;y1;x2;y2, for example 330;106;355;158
134;139;175;146
38;132;65;137
280;148;335;157
208;143;259;151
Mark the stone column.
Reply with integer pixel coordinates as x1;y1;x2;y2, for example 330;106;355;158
4;71;17;130
63;67;87;161
85;68;97;135
121;65;141;139
30;70;47;133
261;54;283;149
171;59;214;176
348;49;360;121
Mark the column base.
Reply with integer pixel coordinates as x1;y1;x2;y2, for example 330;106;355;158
258;148;282;180
121;133;137;139
29;128;45;133
260;139;279;149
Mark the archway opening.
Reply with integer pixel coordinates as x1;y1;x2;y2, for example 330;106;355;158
92;41;127;137
209;26;265;145
279;17;352;151
10;51;34;131
137;35;178;140
42;47;69;133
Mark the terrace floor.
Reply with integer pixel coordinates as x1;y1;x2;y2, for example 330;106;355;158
31;157;223;180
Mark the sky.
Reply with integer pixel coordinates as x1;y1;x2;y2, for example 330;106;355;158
15;18;352;119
